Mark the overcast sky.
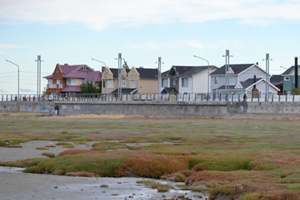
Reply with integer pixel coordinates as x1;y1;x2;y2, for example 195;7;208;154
1;0;300;94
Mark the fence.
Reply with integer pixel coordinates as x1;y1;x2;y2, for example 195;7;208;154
1;93;300;103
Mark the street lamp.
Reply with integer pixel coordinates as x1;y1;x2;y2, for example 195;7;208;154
193;55;210;94
6;59;19;100
91;58;106;94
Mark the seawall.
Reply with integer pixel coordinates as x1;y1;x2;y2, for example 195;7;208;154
0;101;299;118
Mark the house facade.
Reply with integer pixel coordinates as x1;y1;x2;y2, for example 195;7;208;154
101;66;159;94
161;66;217;94
282;65;300;94
210;63;280;95
44;64;101;95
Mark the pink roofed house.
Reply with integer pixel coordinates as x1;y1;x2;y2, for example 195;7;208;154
44;64;101;95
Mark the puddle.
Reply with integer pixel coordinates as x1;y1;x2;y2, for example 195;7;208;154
0;166;209;200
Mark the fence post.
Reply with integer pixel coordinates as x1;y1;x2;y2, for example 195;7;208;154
293;94;295;102
286;94;288;102
271;93;273;103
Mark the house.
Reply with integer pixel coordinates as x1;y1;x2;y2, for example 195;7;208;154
270;75;283;94
101;66;159;94
282;65;300;94
161;65;218;94
44;64;101;95
210;63;280;95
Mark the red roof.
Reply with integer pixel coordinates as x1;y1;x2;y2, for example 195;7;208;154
61;86;81;93
44;64;101;83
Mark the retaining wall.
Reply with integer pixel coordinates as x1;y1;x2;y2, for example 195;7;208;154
0;101;299;117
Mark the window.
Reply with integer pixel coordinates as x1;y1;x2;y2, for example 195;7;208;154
67;79;76;85
182;78;188;87
48;79;52;85
121;77;126;86
214;77;218;85
162;78;168;87
131;80;136;88
229;77;235;85
106;80;113;88
284;76;290;81
56;79;60;84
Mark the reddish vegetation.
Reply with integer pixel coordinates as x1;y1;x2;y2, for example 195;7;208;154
3;145;22;148
57;149;93;157
119;154;189;178
66;171;96;177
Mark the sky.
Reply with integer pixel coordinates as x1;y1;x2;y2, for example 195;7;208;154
1;0;300;94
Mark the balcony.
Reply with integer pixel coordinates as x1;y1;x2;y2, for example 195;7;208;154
47;83;63;89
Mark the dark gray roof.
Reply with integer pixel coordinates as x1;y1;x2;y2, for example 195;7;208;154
161;70;170;78
282;65;300;75
210;64;254;75
109;68;130;78
240;78;262;89
135;68;158;79
161;87;178;94
111;88;137;94
163;66;217;77
270;75;283;85
110;68;158;79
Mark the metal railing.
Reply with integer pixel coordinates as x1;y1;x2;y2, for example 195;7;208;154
1;93;300;103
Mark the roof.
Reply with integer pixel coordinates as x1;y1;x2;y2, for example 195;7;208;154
111;88;137;94
44;64;101;83
61;86;81;93
161;87;179;94
282;65;300;75
135;68;158;79
270;75;283;85
165;66;216;77
210;64;254;75
240;78;262;89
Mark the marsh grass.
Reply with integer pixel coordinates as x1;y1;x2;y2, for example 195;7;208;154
2;116;300;198
136;180;174;192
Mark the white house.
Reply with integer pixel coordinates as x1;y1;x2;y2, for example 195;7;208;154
161;65;218;94
210;63;280;95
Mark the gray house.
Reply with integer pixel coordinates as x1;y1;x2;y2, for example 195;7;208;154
210;63;280;95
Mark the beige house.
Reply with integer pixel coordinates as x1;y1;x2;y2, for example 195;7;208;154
101;66;159;94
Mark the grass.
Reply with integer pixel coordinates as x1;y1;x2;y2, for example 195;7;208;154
136;180;174;192
1;115;300;198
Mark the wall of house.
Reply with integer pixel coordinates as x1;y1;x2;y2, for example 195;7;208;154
283;76;300;94
138;79;158;93
238;66;268;81
211;75;226;91
192;71;209;93
246;81;278;94
179;77;193;94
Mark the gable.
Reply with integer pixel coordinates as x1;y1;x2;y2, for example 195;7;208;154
238;64;269;76
53;64;63;75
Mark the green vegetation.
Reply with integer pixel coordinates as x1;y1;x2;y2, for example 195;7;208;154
1;115;300;199
136;180;174;192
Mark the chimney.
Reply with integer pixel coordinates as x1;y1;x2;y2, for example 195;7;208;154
252;75;259;98
256;62;259;65
102;66;106;73
295;57;298;89
64;63;68;66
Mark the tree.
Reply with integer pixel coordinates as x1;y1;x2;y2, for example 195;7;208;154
80;81;101;93
123;60;129;70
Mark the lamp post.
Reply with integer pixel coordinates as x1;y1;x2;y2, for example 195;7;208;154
193;55;210;94
91;58;106;94
6;59;19;100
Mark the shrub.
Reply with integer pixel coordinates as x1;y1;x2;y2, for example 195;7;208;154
136;180;174;192
42;152;55;158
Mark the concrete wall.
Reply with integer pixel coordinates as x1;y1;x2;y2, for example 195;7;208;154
1;101;300;118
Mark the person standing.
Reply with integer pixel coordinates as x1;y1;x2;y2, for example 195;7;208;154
54;105;59;116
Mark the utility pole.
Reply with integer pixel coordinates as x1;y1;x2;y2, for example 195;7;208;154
157;57;162;94
35;55;43;96
117;53;122;101
222;50;233;95
263;54;271;101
